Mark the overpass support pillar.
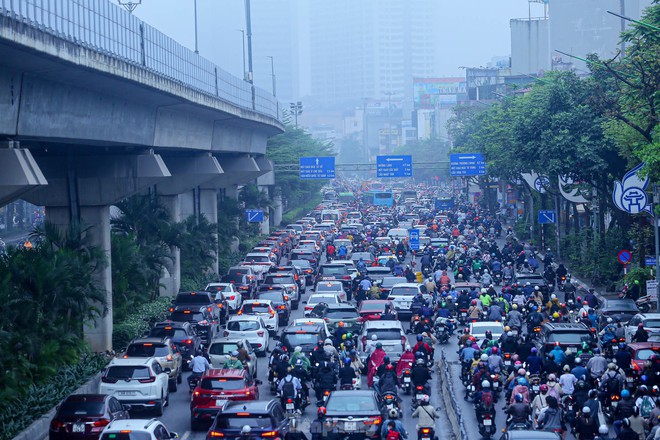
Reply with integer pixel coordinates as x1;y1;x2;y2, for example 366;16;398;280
273;188;283;227
159;195;182;296
199;188;219;276
45;205;113;353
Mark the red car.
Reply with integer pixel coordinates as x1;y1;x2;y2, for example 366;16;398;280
49;394;129;440
190;368;261;430
628;342;660;375
358;300;397;322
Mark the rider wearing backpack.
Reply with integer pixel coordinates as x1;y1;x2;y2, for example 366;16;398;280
278;371;302;410
475;380;496;423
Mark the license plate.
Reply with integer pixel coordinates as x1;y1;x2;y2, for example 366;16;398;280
504;361;511;366
627;377;633;383
568;405;573;411
612;402;618;408
416;394;424;400
118;391;135;396
492;382;498;389
404;377;411;383
461;313;467;317
72;423;85;433
344;421;356;431
533;386;540;391
286;403;294;410
483;419;492;426
216;399;227;406
401;302;410;308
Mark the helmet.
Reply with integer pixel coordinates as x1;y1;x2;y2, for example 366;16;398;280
622;418;631;428
503;326;511;332
514;361;522;368
517;377;526;385
531;347;537;354
639;323;645;328
507;331;513;337
481;354;489;361
563;365;570;372
471;299;477;306
482;380;491;388
518;368;526;376
344;357;351;365
376;342;383;349
421;394;430;403
534;286;540;291
540;384;549;392
554;341;561;347
416;358;426;366
514;393;523;403
417;335;423;341
593;348;600;354
576;380;586;389
607;317;613;324
384;356;390;363
608;363;617;371
551;294;557;300
548;374;556;381
582;406;591;414
386;364;394;371
231;350;239;357
512;304;518;310
338;321;345;327
325;338;332;345
531;306;538;312
598;425;608;435
552;312;560;319
318;407;327;416
621;389;630;398
491;346;498;354
575;357;582;364
640;385;649;393
295;346;302;353
388;408;399;419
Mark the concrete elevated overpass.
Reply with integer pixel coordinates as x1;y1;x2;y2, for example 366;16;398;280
0;0;284;351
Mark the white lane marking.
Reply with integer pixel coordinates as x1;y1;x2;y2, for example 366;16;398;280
180;431;190;440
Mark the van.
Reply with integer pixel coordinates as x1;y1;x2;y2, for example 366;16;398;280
321;209;341;223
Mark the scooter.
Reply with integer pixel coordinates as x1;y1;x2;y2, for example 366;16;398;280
417;427;437;440
400;369;412;394
478;410;497;439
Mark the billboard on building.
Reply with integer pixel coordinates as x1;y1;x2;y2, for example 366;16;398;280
413;77;466;109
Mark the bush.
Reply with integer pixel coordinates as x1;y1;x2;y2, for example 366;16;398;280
0;353;108;440
112;297;172;351
281;194;322;226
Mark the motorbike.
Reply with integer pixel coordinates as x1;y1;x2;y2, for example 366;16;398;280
478;410;497;439
635;295;655;313
340;376;361;390
458;308;468;325
417;427;437;440
490;374;501;401
434;320;450;344
502;353;513;372
397;251;405;264
381;391;400;413
188;372;202;392
412;385;427;409
460;361;472;386
602;393;620;422
562;395;577;433
400;368;412;394
492;272;502;286
528;375;541;401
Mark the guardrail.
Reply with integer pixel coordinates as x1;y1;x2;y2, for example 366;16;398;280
0;0;280;120
436;350;468;440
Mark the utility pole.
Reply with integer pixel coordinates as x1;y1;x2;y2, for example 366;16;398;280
193;0;199;54
266;56;276;97
244;0;255;109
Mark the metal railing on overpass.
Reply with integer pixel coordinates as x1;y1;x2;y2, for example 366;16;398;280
0;0;281;120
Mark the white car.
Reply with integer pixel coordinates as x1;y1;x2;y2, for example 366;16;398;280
359;320;406;362
224;315;269;356
291;318;332;336
99;357;170;415
333;239;353;257
387;228;409;240
101;418;179;439
626;313;660;341
238;300;279;334
315;280;347;302
469;321;505;341
374;237;392;248
242;252;275;280
205;282;242;311
207;337;258;377
304;293;341;317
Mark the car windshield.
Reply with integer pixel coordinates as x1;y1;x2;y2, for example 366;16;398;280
209;342;239;355
214;415;273;430
223;274;247;283
326;394;379;412
366;329;401;340
257;293;284;302
208;284;232;293
241;304;271;314
265;276;295;284
635;348;660;360
58;400;105;417
360;302;384;312
100;434;152;440
326;309;359;319
246;256;270;263
105;366;151;381
227;320;260;332
125;344;169;357
291;260;311;269
390;286;417;296
643;320;660;328
283;333;320;346
309;296;337;305
175;293;209;304
200;378;246;390
320;266;347;275
149;327;188;339
547;332;591;344
170;311;204;322
316;283;343;292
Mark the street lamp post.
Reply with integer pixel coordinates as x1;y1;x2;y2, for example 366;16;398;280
237;29;246;80
193;0;199;54
244;0;255;109
289;102;303;128
266;56;276;98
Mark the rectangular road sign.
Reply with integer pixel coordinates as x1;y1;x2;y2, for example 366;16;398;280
299;156;335;179
647;280;658;300
435;198;454;210
245;209;264;223
538;210;556;224
409;228;420;251
449;153;486;176
645;256;657;267
376;155;412;178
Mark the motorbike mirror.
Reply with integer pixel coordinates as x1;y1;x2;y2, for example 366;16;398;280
255;379;263;385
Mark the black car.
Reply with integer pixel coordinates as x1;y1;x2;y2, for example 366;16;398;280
290;259;316;285
290;249;319;270
516;274;550;299
279;323;328;356
206;400;290;440
149;321;202;362
171;291;219;318
169;305;220;344
256;287;291;325
595;296;640;330
49;394;129;440
316;263;352;292
533;322;595;361
323;390;384;439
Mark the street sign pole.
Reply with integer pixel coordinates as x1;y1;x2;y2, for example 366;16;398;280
653;184;660;311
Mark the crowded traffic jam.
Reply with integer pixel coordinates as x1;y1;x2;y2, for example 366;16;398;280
49;182;660;440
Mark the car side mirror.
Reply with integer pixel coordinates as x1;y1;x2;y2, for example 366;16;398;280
170;433;179;439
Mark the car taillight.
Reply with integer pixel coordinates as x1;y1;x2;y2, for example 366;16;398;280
224;330;229;336
401;335;406;348
357;317;364;323
240;286;248;290
258;331;265;337
343;276;351;280
166;355;172;361
278;305;286;310
229;295;236;300
93;418;111;427
50;420;64;430
184;339;193;345
139;376;156;383
262;431;278;437
362;336;367;350
364;416;382;425
209;432;225;437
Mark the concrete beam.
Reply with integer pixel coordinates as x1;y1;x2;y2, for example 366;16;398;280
23;153;170;207
211;121;270;155
0;147;48;207
256;157;275;186
201;156;262;189
157;154;224;195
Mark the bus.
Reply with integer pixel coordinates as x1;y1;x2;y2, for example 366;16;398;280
362;190;394;207
338;192;356;203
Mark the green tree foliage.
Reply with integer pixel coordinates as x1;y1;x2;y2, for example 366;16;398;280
393;138;450;181
266;126;334;215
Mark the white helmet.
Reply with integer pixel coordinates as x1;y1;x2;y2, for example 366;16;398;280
481;288;487;294
598;425;608;435
421;394;430;403
551;294;557;300
484;269;489;274
482;380;491;388
480;354;488;361
388;408;399;419
371;335;378;341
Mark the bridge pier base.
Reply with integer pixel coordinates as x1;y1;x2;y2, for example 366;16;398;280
160;194;182;296
199;188;219;276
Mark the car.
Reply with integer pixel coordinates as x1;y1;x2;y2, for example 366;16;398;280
387;228;409;241
205;282;243;312
365;266;394;285
279;323;328;355
533;322;595;360
626;342;660;375
626;313;660;342
379;276;406;298
223;267;258;297
148;322;202;362
323;390;383;439
206;399;291;440
256;289;292;325
290;318;332;338
242;252;276;280
359;320;406;362
290;249;319;270
515;274;549;296
333;239;353;258
299;239;322;255
290;259;315;285
49;394;129;440
262;273;300;309
170;291;217;315
314;280;347;301
351;252;375;267
223;316;269;356
316;263;352;292
304;293;341;317
100;419;178;440
207;337;258;379
238;300;279;334
358;299;398;322
123;337;183;392
190;368;261;430
387;283;425;317
309;303;362;335
168;305;220;344
376;254;398;267
269;265;306;294
469;321;505;341
99;358;171;415
373;237;392;248
595;297;640;330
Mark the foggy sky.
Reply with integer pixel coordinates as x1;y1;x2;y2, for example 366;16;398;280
133;0;537;85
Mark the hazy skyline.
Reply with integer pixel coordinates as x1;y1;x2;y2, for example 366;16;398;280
133;0;539;96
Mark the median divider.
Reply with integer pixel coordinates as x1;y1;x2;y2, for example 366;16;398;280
436;349;467;440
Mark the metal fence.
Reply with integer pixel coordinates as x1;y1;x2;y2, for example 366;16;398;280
0;0;280;120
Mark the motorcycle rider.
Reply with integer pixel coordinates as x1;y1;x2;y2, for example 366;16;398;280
412;334;433;363
338;357;357;389
380;409;408;440
474;380;496;423
506;304;523;330
411;395;439;438
613;389;635;436
571;357;588;382
507;393;532;427
487;346;504;374
290;346;311;371
632;323;649;343
411;358;432;395
291;359;311;405
599;363;623;400
574;406;599;440
586;348;608;383
531;384;550;426
526;306;544;334
487;301;503;321
189;349;210;385
536;395;564;435
223;351;244;369
525;347;542;376
396;345;415;378
314;361;337;403
278;369;303;411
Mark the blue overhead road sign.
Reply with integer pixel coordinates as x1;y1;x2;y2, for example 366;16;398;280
376;155;413;178
409;228;420;251
538;210;556;224
299;157;335;179
245;209;264;223
450;153;486;176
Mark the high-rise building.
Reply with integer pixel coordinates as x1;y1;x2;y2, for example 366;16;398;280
309;0;441;109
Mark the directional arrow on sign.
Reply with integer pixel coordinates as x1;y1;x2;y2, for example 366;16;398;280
458;155;477;160
315;158;319;166
386;157;404;162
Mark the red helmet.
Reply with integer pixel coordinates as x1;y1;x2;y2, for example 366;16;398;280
386;364;394;371
471;300;477;305
491;346;498;354
540;384;549;392
318;407;327;416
